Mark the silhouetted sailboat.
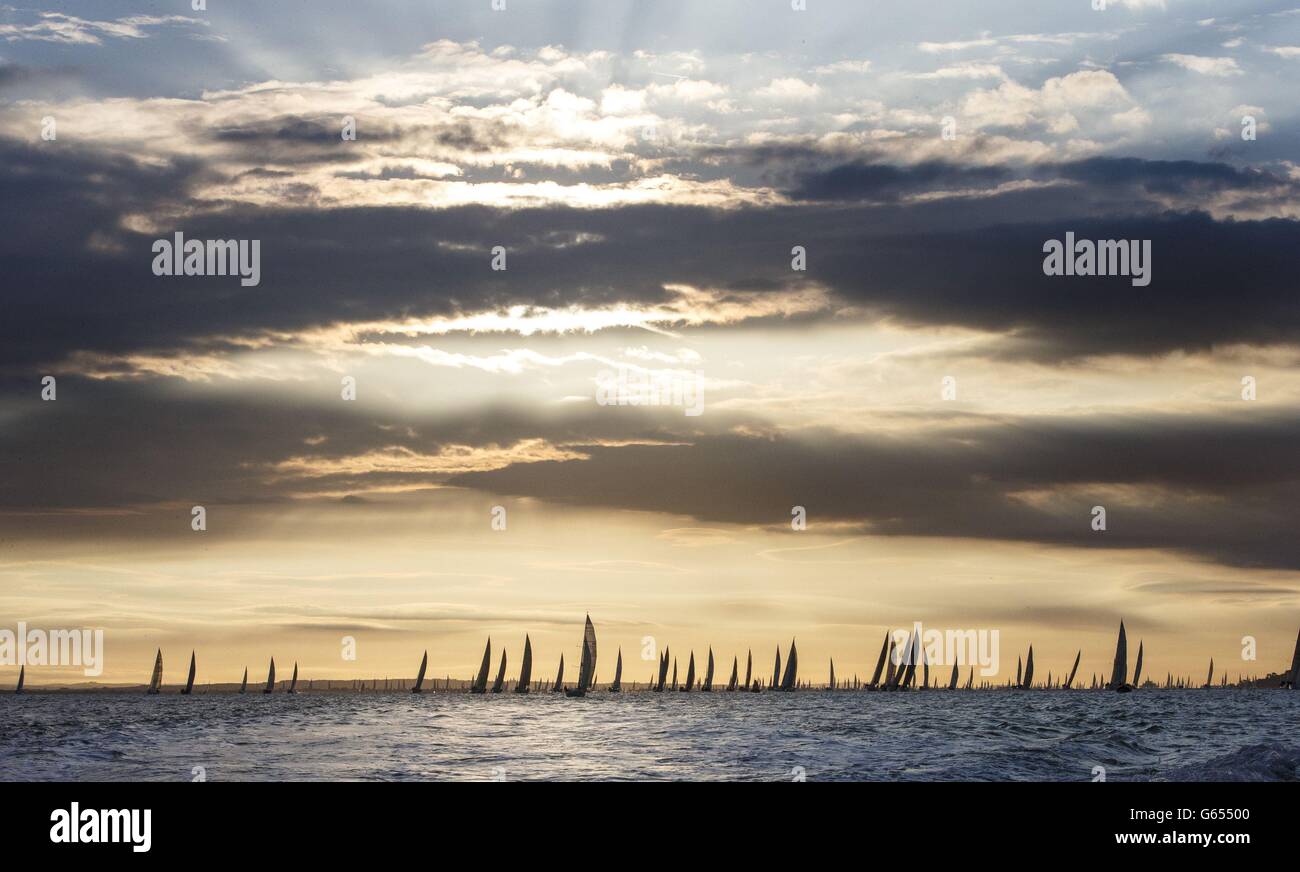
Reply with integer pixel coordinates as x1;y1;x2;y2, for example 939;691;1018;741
551;653;565;692
515;636;532;693
1288;629;1300;689
180;651;196;695
654;647;669;692
671;657;678;691
779;639;798;691
15;665;23;694
146;649;163;695
263;657;275;694
1021;646;1034;689
490;649;507;693
870;632;889;689
412;651;428;693
470;638;491;694
743;649;752;690
565;614;597;698
288;662;298;694
948;660;959;690
829;658;836;691
681;651;696;692
702;648;715;691
726;656;738;692
1064;650;1081;689
609;648;622;692
1203;658;1214;688
898;634;919;690
1133;641;1144;688
239;667;248;694
1109;621;1131;692
772;647;781;690
884;636;898;689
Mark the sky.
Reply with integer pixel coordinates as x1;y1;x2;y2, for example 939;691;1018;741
2;0;1300;686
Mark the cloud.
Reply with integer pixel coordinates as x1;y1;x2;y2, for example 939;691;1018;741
448;412;1300;570
910;63;1006;81
0;12;200;45
961;70;1136;130
1161;54;1243;76
789;160;1009;202
918;38;997;53
812;60;873;75
754;78;821;100
4;129;1300;376
7;367;1300;574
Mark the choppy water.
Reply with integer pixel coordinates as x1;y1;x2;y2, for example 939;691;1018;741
2;690;1297;781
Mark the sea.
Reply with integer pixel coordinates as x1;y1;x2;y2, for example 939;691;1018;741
2;689;1297;781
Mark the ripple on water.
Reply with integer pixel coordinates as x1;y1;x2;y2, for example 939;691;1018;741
0;689;1296;781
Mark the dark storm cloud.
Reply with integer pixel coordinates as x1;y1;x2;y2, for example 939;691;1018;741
0;376;731;511
789;160;1010;202
4;371;1298;571
1054;157;1282;196
0;61;79;94
450;411;1300;571
784;154;1297;204
0;63;32;87
5;135;1300;374
211;117;361;143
